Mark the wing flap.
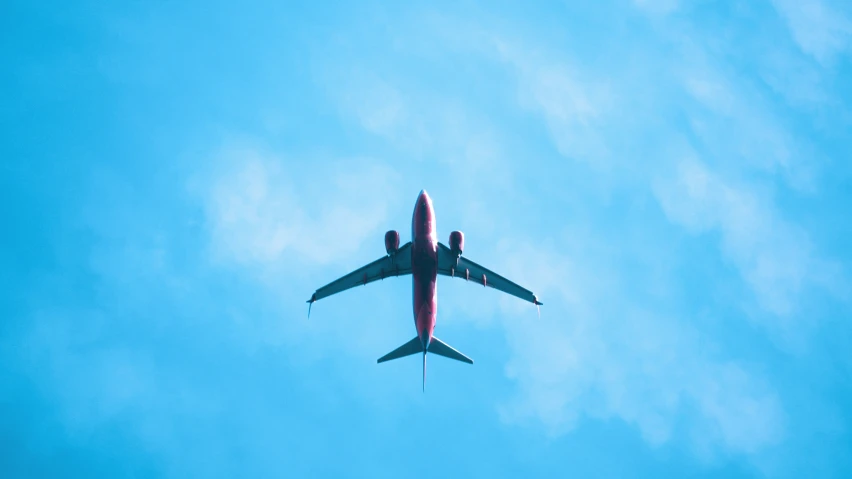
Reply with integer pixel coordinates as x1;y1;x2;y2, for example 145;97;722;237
436;242;542;306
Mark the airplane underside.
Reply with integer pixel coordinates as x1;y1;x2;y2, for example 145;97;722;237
306;190;542;390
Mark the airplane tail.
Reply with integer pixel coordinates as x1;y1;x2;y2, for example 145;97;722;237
377;336;473;391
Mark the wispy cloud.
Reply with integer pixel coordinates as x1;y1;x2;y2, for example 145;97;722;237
197;143;400;267
491;234;786;457
310;17;811;459
772;0;852;65
10;1;852;477
370;6;849;461
325;64;512;181
334;70;410;140
677;56;821;192
493;40;613;167
632;0;680;15
653;157;843;325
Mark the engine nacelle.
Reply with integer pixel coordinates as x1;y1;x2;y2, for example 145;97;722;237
385;230;400;255
449;231;464;256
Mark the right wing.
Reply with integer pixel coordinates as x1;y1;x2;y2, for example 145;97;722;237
307;242;412;309
437;242;542;306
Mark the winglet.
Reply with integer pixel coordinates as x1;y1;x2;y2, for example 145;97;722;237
306;294;316;318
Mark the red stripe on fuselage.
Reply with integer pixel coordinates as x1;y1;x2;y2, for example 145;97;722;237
411;190;437;350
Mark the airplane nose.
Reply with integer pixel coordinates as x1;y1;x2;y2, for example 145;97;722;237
418;190;432;208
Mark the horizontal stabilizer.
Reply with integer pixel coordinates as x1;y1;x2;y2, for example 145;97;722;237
377;336;423;363
427;337;473;364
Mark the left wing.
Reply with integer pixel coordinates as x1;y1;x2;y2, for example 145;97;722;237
437;242;543;306
307;242;412;312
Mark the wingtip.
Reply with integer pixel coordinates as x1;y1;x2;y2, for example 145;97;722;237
306;294;316;319
533;297;543;318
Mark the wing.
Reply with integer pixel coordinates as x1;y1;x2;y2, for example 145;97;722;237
307;242;413;307
437;242;543;306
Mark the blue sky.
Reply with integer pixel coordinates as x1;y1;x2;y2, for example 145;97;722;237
3;0;852;477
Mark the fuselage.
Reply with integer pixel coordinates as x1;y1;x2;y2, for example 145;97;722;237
411;190;438;351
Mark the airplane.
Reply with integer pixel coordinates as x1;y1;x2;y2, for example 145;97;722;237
306;190;542;390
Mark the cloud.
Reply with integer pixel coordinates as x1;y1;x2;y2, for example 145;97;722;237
677;57;821;191
200;8;848;466
483;14;843;326
632;0;680;15
759;49;833;111
492;237;787;457
197;144;400;267
326;65;513;182
319;61;523;242
9;2;852;477
653;157;844;329
493;40;613;166
335;70;409;139
188;141;423;365
772;0;852;64
400;14;845;460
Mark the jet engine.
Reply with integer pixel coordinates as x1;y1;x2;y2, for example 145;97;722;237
385;230;400;255
449;231;464;256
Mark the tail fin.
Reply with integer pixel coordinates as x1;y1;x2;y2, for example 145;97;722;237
427;337;474;364
377;336;423;363
377;336;471;392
